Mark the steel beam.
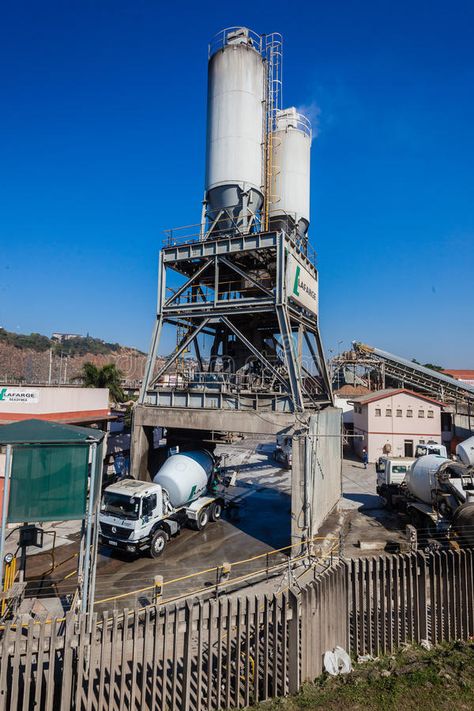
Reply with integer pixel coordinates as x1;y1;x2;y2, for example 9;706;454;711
139;250;166;403
220;316;291;396
304;330;334;406
164;259;213;307
218;256;274;297
150;318;211;386
275;233;305;412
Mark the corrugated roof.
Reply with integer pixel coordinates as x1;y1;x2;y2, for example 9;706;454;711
350;388;444;407
0;418;105;445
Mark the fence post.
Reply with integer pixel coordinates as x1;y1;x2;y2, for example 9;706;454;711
153;575;163;605
288;590;300;694
59;612;76;711
182;601;194;711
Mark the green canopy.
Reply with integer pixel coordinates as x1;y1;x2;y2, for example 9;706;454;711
0;418;105;445
0;419;104;523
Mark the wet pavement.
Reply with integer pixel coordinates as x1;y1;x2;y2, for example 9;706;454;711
24;438;293;614
21;446;411;617
340;453;408;557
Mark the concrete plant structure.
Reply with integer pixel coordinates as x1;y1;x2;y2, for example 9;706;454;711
132;26;341;546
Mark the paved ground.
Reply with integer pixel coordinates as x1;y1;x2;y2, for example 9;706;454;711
14;444;410;616
22;438;295;614
339;452;408;557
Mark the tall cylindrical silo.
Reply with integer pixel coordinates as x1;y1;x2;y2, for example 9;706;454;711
269;108;311;240
205;28;265;235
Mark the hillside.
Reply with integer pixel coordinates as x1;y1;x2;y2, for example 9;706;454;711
0;328;150;384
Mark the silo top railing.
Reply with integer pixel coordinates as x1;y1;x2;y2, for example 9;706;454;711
275;110;312;140
208;27;264;59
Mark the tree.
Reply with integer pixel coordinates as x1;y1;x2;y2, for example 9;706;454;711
412;358;444;373
77;362;125;403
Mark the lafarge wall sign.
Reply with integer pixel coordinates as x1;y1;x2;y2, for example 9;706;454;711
0;388;40;405
285;251;318;316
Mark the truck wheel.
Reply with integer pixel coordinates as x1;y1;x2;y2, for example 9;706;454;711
210;501;222;522
149;530;167;559
195;507;209;531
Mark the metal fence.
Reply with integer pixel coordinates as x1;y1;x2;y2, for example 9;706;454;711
1;550;473;711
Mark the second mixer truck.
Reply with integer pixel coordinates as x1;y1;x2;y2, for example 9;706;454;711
380;436;474;548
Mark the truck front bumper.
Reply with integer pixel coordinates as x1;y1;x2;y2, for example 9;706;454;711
99;534;148;554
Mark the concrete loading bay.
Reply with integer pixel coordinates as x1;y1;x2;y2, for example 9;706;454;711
19;440;406;616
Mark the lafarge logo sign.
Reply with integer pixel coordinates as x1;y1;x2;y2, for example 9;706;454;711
292;265;318;303
0;388;40;405
286;253;318;316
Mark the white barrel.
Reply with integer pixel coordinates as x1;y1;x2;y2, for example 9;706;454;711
270;108;311;237
405;454;451;504
153;451;214;509
206;28;265;223
456;436;474;467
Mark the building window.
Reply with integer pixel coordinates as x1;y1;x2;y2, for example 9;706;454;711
418;410;424;418
428;410;434;418
375;408;381;417
386;408;392;417
407;409;413;418
396;409;402;417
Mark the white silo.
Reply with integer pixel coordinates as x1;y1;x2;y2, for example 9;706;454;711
205;27;265;235
269;108;312;240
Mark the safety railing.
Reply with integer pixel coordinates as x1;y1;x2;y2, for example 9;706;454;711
92;535;339;611
208;27;265;59
153;370;287;395
0;535;339;627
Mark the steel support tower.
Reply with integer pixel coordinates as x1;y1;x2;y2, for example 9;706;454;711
132;225;333;478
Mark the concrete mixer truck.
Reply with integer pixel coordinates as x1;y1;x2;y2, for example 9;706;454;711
99;449;229;558
385;436;474;548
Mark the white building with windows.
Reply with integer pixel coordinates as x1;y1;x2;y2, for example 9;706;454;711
351;388;443;462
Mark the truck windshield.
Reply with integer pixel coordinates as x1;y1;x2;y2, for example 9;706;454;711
391;465;407;474
101;492;140;520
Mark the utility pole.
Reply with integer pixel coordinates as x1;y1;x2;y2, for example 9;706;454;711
48;348;53;385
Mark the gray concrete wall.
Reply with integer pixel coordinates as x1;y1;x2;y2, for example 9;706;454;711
291;407;342;547
131;403;299;479
133;404;296;435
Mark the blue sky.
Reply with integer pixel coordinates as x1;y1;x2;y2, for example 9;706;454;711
1;0;473;366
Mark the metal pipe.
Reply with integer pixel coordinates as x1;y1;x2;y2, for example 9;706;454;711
87;445;102;631
0;445;13;591
81;443;97;615
0;444;12;596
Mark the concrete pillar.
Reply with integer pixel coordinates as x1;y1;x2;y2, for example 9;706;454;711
291;408;343;553
130;423;154;481
291;433;308;552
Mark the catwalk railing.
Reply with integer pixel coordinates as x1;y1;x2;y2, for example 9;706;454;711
1;549;474;710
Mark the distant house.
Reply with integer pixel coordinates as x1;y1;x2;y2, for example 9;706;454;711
443;370;474;387
350;388;443;461
51;333;82;342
